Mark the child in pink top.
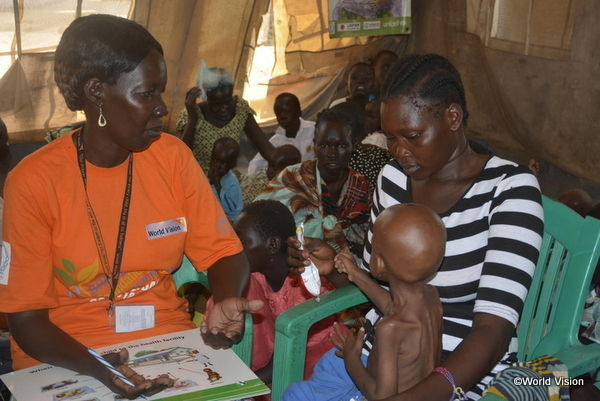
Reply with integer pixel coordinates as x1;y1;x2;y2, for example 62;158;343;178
207;200;338;390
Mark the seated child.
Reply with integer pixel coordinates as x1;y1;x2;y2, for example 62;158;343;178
361;98;387;150
302;203;446;400
240;144;301;205
247;93;315;174
208;137;243;221
207;200;338;389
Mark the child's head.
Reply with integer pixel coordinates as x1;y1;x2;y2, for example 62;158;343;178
267;144;301;180
274;93;302;133
371;203;446;284
210;137;239;178
347;62;375;101
232;200;296;273
364;98;382;134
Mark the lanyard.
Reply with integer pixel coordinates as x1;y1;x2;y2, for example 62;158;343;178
75;131;133;315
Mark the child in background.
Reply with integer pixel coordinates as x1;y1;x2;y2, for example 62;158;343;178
208;137;243;221
240;144;301;205
208;200;339;393
288;203;445;400
361;98;387;150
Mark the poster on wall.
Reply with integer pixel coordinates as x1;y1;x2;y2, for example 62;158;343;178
328;0;411;38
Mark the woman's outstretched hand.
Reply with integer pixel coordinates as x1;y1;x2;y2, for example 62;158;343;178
286;236;336;276
102;348;173;399
201;297;264;348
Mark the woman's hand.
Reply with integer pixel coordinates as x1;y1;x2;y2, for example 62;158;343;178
201;297;264;348
334;252;362;282
286;236;336;276
184;86;202;121
102;348;173;399
331;322;364;360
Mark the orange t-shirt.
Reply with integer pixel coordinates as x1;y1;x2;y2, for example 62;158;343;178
0;131;242;369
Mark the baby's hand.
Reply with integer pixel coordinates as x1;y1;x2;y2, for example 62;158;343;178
331;322;364;360
334;252;360;282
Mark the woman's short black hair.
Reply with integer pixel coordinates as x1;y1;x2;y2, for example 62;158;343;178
54;14;163;111
315;108;353;140
380;54;469;124
244;200;296;248
330;101;365;142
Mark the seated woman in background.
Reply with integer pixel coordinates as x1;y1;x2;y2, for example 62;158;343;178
284;53;544;400
176;65;274;173
331;101;392;193
0;15;262;400
256;109;372;257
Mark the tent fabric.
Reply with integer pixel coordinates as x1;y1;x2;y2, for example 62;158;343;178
0;0;598;188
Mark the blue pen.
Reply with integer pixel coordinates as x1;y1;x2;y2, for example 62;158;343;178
88;348;148;400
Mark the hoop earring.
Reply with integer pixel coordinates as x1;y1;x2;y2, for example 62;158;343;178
98;105;107;127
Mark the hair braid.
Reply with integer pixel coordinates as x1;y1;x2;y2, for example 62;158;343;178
380;54;470;124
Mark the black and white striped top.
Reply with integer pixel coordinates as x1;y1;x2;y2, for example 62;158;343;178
361;156;544;399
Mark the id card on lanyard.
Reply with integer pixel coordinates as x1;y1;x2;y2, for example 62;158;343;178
76;131;155;332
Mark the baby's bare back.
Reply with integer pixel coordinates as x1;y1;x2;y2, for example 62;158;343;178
367;285;443;393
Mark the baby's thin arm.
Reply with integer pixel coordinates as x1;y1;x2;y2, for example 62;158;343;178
335;253;391;312
351;319;400;400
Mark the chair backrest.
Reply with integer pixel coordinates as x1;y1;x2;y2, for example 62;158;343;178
517;196;600;372
172;256;254;367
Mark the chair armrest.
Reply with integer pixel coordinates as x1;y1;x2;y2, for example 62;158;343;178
270;285;368;401
552;342;600;379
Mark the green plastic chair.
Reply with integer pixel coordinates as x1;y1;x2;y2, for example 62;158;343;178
172;256;254;367
270;195;600;400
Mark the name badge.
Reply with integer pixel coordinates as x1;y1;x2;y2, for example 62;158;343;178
146;217;187;240
113;304;155;333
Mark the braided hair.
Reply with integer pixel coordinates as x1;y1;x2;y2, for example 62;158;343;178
243;200;296;252
380;54;469;124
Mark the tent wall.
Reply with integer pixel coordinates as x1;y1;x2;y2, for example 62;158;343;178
0;0;599;196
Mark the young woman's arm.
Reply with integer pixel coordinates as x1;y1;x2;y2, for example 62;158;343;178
8;310;173;398
178;87;202;149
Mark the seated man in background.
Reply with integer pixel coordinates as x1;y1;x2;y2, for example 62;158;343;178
247;93;315;174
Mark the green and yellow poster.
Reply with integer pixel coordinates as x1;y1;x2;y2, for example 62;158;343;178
329;0;411;38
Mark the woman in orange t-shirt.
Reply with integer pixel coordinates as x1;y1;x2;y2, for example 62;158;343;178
0;15;262;400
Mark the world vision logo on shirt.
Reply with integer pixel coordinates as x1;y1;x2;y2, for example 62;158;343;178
54;256;100;297
146;217;188;240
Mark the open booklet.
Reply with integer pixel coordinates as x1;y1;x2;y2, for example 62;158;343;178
0;328;269;401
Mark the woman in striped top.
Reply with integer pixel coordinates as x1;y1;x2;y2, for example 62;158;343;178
283;54;544;400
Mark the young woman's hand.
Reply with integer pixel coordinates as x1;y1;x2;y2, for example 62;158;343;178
201;297;264;348
102;348;173;399
286;236;336;276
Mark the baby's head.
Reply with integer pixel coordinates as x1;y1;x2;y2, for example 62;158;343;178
371;203;446;284
232;200;296;273
267;144;301;180
364;98;382;134
210;137;239;178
